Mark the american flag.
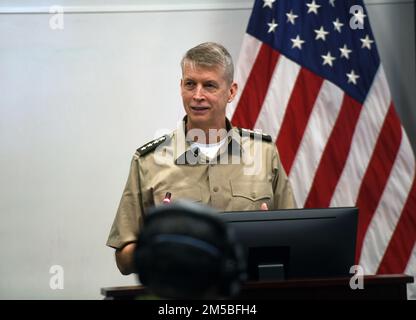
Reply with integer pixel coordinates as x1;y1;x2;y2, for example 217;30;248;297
228;0;416;298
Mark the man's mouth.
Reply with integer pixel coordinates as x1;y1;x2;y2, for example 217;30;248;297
190;106;210;111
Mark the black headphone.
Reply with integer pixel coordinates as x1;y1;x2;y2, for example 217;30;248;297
134;201;246;299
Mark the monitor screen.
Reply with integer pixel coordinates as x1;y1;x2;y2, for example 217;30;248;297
220;207;358;281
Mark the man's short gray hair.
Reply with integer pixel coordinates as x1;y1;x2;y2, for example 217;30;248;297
181;42;234;85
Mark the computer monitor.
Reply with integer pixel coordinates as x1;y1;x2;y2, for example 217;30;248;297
220;207;358;281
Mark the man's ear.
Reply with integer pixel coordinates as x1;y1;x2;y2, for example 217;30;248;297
228;82;238;103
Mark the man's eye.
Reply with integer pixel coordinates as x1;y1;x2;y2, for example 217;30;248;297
205;83;217;89
185;82;195;87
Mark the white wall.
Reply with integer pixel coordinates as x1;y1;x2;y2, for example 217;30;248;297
0;0;414;299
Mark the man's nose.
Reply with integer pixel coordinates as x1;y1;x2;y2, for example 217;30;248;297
193;85;205;101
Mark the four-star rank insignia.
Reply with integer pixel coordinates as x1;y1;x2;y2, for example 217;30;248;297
137;135;167;156
238;128;272;142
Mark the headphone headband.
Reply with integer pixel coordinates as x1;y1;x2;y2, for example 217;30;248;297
152;234;221;258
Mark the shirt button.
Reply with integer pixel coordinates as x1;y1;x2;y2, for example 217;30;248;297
213;186;219;192
251;192;256;198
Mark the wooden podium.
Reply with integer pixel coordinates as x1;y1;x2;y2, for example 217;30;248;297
101;274;413;300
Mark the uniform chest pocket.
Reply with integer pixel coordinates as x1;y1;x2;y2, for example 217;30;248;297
153;187;202;205
230;181;272;210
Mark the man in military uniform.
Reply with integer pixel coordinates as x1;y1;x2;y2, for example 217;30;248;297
107;42;296;275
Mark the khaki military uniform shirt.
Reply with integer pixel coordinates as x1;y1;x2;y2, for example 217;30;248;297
106;118;296;249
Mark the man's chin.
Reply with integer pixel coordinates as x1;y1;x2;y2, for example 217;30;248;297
187;115;207;126
186;114;216;131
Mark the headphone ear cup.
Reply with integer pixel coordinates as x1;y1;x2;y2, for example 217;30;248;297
133;202;247;298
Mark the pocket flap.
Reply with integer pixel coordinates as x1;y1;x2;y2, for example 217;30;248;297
230;181;272;201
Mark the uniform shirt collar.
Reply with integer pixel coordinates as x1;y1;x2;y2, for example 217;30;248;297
175;116;242;165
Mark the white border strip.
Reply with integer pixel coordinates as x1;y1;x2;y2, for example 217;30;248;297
0;0;411;14
0;3;252;14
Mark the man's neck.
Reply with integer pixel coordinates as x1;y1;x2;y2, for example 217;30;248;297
186;120;228;144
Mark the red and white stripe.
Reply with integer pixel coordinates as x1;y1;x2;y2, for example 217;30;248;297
229;36;416;298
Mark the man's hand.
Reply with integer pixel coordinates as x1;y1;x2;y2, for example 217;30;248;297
261;202;269;211
115;243;137;275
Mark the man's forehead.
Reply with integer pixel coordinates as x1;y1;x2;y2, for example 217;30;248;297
182;62;226;80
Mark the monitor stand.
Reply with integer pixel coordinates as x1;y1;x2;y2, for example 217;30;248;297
258;263;285;281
